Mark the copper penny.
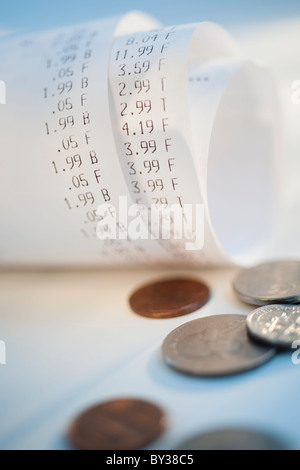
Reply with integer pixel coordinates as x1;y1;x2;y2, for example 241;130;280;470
129;278;210;319
67;398;166;450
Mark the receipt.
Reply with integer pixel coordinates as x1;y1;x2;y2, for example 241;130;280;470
0;12;280;266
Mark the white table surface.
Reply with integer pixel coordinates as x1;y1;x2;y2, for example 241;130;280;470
0;264;300;450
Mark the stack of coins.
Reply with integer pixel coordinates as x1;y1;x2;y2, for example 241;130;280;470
175;428;287;450
233;260;300;350
67;264;299;450
161;314;276;377
233;260;300;306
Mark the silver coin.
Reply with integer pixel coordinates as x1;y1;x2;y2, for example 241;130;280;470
162;314;276;377
176;428;287;450
233;260;300;306
247;304;300;349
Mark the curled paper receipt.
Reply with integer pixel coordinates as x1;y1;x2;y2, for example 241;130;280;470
0;12;281;267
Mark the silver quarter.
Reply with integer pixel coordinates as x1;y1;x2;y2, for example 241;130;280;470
176;428;287;450
162;314;276;377
247;304;300;349
233;260;300;306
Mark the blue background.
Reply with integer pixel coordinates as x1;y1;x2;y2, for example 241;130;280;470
0;0;300;33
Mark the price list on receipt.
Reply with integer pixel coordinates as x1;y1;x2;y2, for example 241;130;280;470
0;12;280;267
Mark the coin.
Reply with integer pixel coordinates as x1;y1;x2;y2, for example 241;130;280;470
233;260;300;306
176;428;287;450
129;278;210;319
247;304;300;349
162;314;276;376
67;398;166;450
